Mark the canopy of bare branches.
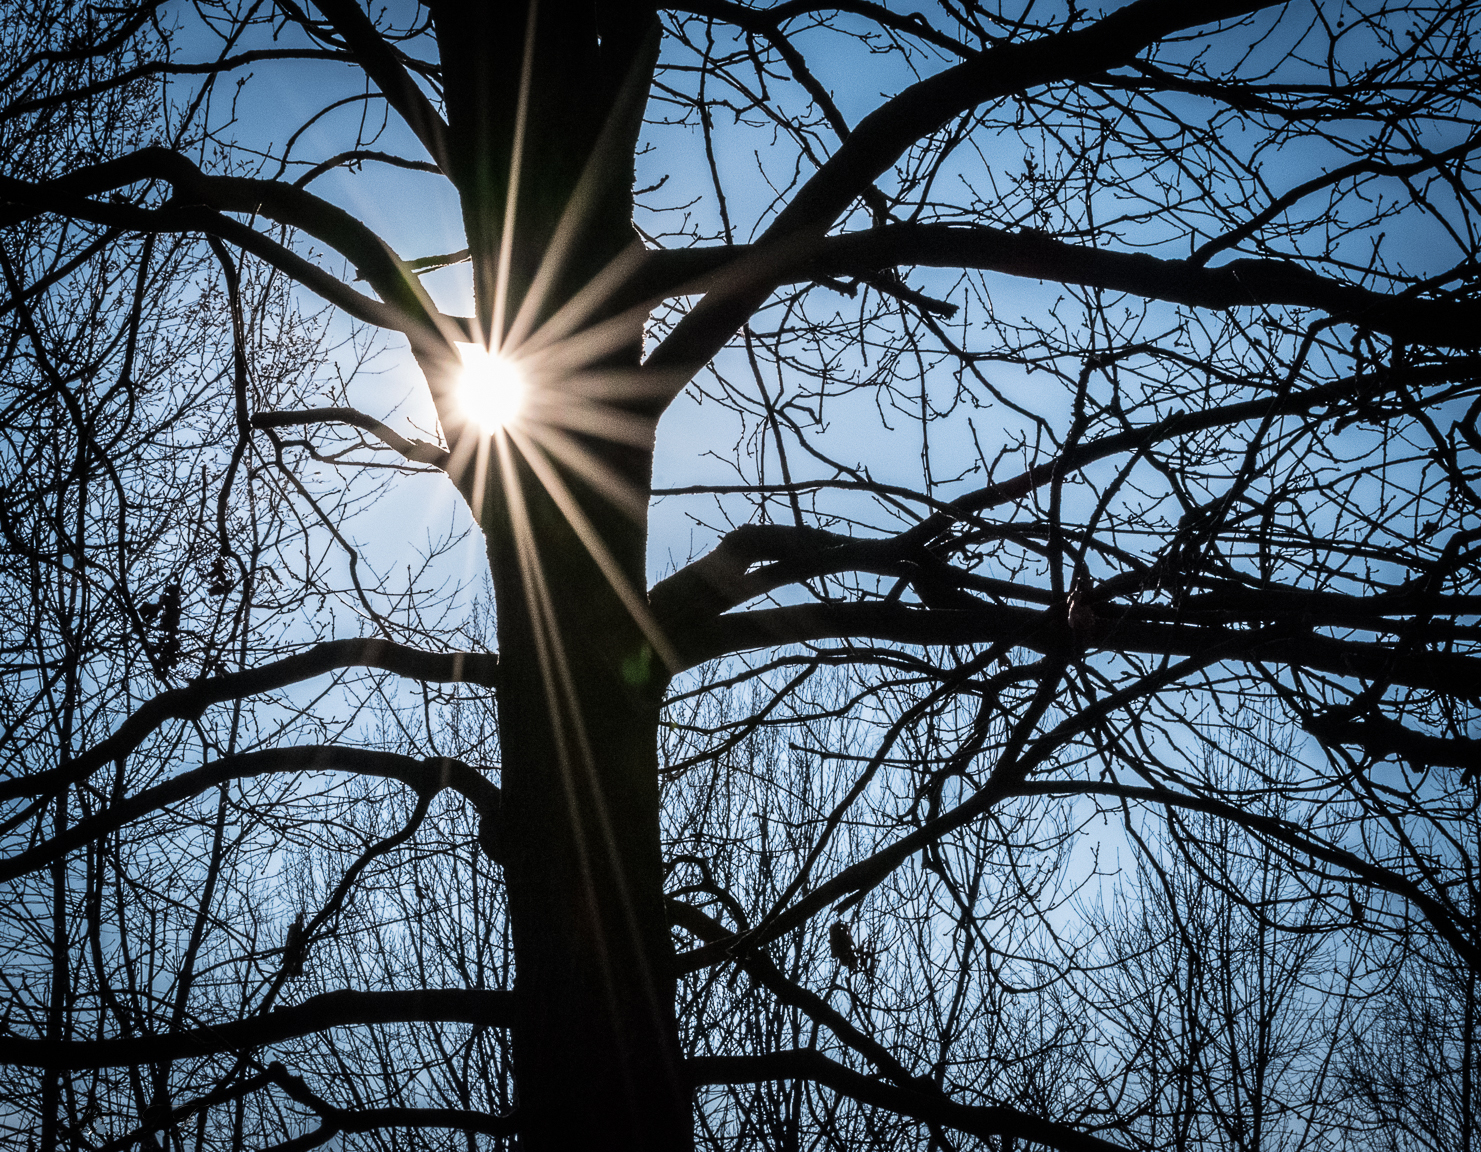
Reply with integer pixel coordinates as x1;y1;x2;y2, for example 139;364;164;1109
0;1;1477;1149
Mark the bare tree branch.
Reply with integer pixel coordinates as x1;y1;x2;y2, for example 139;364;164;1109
3;989;512;1070
690;1049;1130;1152
0;747;499;883
0;639;498;803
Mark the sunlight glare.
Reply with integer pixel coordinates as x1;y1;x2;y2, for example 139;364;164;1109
456;343;527;431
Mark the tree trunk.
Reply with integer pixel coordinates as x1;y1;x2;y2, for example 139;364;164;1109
489;460;689;1149
427;3;686;1146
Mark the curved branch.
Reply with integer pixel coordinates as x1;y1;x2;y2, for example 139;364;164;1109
654;512;1481;641
0;638;499;804
0;148;460;343
293;149;442;189
0;746;499;884
815;224;1481;349
3;989;512;1070
265;1061;518;1139
1004;779;1481;971
638;224;1481;350
251;407;451;467
307;0;452;174
674;601;1481;698
0;184;414;332
646;0;1280;394
690;1049;1128;1152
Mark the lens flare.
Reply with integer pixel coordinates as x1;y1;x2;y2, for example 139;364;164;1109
456;343;527;431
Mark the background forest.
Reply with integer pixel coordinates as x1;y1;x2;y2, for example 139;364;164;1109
0;1;1478;1149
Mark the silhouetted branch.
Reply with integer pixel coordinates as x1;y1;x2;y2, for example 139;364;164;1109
251;408;451;467
0;639;499;804
264;1060;518;1138
3;989;512;1070
690;1049;1130;1152
0;746;499;883
0;147;459;341
305;0;453;174
642;225;1481;348
675;601;1481;698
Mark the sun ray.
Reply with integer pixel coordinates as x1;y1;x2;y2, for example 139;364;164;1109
523;303;650;377
506;425;680;672
526;395;655;449
493;429;597;880
512;242;648;359
468;432;492;523
493;430;667;1039
532;425;649;521
491;0;540;352
503;21;662;353
552;368;683;405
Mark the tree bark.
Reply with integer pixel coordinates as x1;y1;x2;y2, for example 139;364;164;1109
490;467;689;1148
427;3;688;1146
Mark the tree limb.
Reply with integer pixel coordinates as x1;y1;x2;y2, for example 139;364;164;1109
2;989;512;1070
0;148;461;344
674;601;1481;697
690;1049;1129;1152
0;746;499;883
638;223;1481;350
816;224;1481;349
0;638;498;804
306;0;452;174
264;1060;518;1138
251;407;451;467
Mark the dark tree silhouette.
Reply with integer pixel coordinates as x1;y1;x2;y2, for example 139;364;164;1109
1;1;1479;1149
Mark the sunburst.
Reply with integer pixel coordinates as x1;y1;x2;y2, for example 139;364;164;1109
454;343;529;432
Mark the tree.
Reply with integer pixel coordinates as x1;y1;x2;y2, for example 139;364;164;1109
1;0;1479;1149
1073;736;1366;1151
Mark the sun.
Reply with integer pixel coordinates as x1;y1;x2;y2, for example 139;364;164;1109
456;342;528;431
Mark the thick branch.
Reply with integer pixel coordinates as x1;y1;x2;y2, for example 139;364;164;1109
3;989;512;1070
654;517;1481;641
308;0;453;174
1304;712;1481;775
817;224;1481;349
675;601;1481;698
0;747;499;884
0;183;412;332
638;224;1481;350
0;638;498;804
646;0;1280;393
690;1050;1128;1152
251;407;451;467
1;148;456;341
651;523;859;628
